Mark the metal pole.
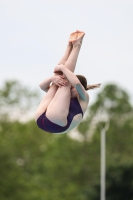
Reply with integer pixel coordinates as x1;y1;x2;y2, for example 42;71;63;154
100;121;109;200
100;128;106;200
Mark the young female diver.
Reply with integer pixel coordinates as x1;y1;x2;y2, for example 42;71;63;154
35;30;100;134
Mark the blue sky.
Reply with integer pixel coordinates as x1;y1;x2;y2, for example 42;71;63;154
0;0;133;104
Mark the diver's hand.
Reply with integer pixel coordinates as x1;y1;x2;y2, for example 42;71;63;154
51;75;68;87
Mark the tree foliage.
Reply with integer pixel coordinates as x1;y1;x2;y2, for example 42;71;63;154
0;81;133;199
0;80;40;121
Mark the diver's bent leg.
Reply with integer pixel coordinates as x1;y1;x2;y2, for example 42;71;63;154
46;83;71;126
64;43;81;72
58;41;73;65
64;31;85;72
35;84;58;121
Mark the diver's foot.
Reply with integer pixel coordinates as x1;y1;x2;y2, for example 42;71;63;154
69;30;85;46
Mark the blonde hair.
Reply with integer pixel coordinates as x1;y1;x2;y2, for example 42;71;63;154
76;75;101;91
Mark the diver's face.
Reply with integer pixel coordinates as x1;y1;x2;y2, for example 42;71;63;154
71;87;78;98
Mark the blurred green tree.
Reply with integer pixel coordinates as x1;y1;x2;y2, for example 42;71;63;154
0;81;133;200
0;80;39;121
78;83;133;139
106;164;133;199
77;83;133;199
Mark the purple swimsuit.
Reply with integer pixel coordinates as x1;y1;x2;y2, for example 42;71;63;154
36;97;83;133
